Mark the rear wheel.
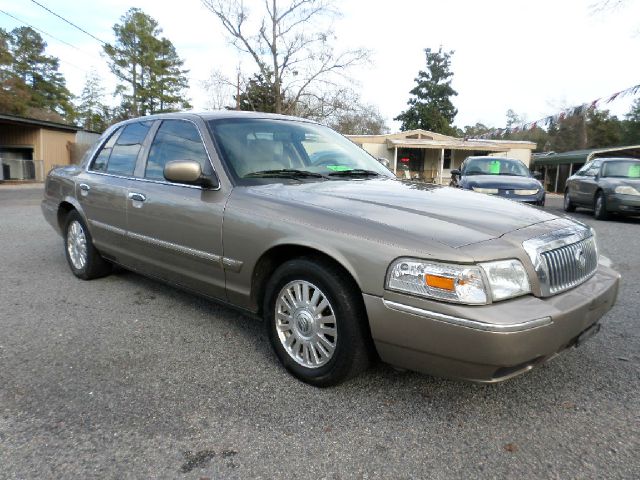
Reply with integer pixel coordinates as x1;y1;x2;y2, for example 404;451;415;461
563;190;576;212
64;210;112;279
264;258;371;387
594;192;609;220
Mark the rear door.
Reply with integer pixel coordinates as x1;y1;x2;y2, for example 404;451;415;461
75;121;153;260
124;118;229;300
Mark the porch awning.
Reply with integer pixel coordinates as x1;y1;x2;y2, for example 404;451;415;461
385;138;509;152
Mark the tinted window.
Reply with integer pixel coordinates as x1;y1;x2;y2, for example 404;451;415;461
463;158;530;176
145;120;209;180
585;161;602;177
209;118;392;181
106;122;152;176
90;129;121;172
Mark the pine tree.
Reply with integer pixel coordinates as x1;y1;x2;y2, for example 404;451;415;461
76;70;110;132
394;47;458;134
104;8;190;118
0;27;74;120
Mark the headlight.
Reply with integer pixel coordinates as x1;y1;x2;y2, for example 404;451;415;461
514;188;539;196
386;258;531;304
615;185;640;195
387;259;487;304
472;187;498;194
479;259;531;301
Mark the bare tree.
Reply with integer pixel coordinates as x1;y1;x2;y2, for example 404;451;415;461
201;68;237;110
201;0;369;115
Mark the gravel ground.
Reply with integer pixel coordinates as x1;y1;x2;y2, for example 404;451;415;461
0;186;638;479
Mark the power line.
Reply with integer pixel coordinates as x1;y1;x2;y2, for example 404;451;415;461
0;9;97;59
29;0;107;45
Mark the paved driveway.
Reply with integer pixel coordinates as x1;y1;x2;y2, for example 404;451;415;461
1;186;638;479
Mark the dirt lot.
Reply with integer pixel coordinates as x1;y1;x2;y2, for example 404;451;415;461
1;185;638;479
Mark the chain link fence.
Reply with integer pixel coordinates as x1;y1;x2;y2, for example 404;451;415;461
0;159;45;182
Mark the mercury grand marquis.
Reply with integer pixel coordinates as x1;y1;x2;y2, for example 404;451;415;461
42;112;620;387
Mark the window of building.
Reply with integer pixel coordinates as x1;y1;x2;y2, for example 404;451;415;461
145;120;209;180
443;149;452;169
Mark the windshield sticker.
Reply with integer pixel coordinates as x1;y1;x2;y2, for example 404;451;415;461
629;164;640;177
326;165;352;172
488;160;501;174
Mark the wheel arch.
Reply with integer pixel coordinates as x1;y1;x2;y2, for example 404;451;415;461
250;243;362;317
56;196;87;231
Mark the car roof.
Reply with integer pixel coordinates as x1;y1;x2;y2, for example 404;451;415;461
112;110;318;128
595;157;640;162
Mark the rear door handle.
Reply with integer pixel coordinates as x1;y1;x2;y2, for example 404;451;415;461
128;192;146;202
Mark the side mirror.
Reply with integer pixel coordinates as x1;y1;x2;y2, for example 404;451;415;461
532;171;542;180
450;169;461;177
164;160;219;188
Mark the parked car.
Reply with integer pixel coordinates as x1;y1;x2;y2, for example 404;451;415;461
42;112;620;387
450;156;545;206
564;157;640;220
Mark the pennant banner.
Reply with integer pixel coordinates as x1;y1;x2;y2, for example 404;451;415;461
476;82;640;139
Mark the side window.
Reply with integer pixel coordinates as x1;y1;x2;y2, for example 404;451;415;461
107;122;152;176
585;161;602;177
90;128;121;172
145;120;209;180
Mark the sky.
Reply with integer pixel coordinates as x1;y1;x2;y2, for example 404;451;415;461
1;0;640;131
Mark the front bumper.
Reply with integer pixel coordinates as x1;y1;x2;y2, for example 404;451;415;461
364;264;620;382
606;193;640;214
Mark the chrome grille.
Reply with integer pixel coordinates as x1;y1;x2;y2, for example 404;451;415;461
540;236;598;295
522;220;599;297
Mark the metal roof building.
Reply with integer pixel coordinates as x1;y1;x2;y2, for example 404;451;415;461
532;145;640;193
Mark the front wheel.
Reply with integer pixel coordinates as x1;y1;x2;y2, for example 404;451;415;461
64;210;112;279
264;258;371;387
594;192;609;220
563;190;576;212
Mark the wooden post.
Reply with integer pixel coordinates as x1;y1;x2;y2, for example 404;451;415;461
439;148;445;184
393;147;398;175
554;164;560;193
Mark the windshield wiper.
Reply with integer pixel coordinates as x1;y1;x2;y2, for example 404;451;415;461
245;169;327;179
327;169;380;177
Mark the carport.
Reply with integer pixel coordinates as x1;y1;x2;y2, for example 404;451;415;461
532;145;640;193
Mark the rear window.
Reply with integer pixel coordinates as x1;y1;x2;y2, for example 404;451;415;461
90;122;152;176
107;122;152;176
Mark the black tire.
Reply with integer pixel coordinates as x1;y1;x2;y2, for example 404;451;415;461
563;190;575;212
63;210;112;280
264;257;371;387
594;191;609;220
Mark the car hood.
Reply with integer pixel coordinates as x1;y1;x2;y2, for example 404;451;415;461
602;178;640;187
248;178;557;248
463;175;542;190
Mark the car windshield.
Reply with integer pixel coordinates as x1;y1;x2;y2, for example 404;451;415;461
464;158;530;177
601;160;640;178
208;118;393;182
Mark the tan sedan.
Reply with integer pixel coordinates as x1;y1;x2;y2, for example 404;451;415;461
42;112;620;386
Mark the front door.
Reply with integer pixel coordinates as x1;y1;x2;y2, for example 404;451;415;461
125;119;228;301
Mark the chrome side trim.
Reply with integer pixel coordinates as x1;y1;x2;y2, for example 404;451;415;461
382;299;552;332
222;257;244;272
127;230;222;265
89;219;127;237
89;220;244;272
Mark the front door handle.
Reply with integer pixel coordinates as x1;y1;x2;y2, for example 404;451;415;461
128;192;146;202
79;183;90;191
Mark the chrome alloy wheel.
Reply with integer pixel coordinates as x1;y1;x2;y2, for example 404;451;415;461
67;220;88;270
275;280;338;368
